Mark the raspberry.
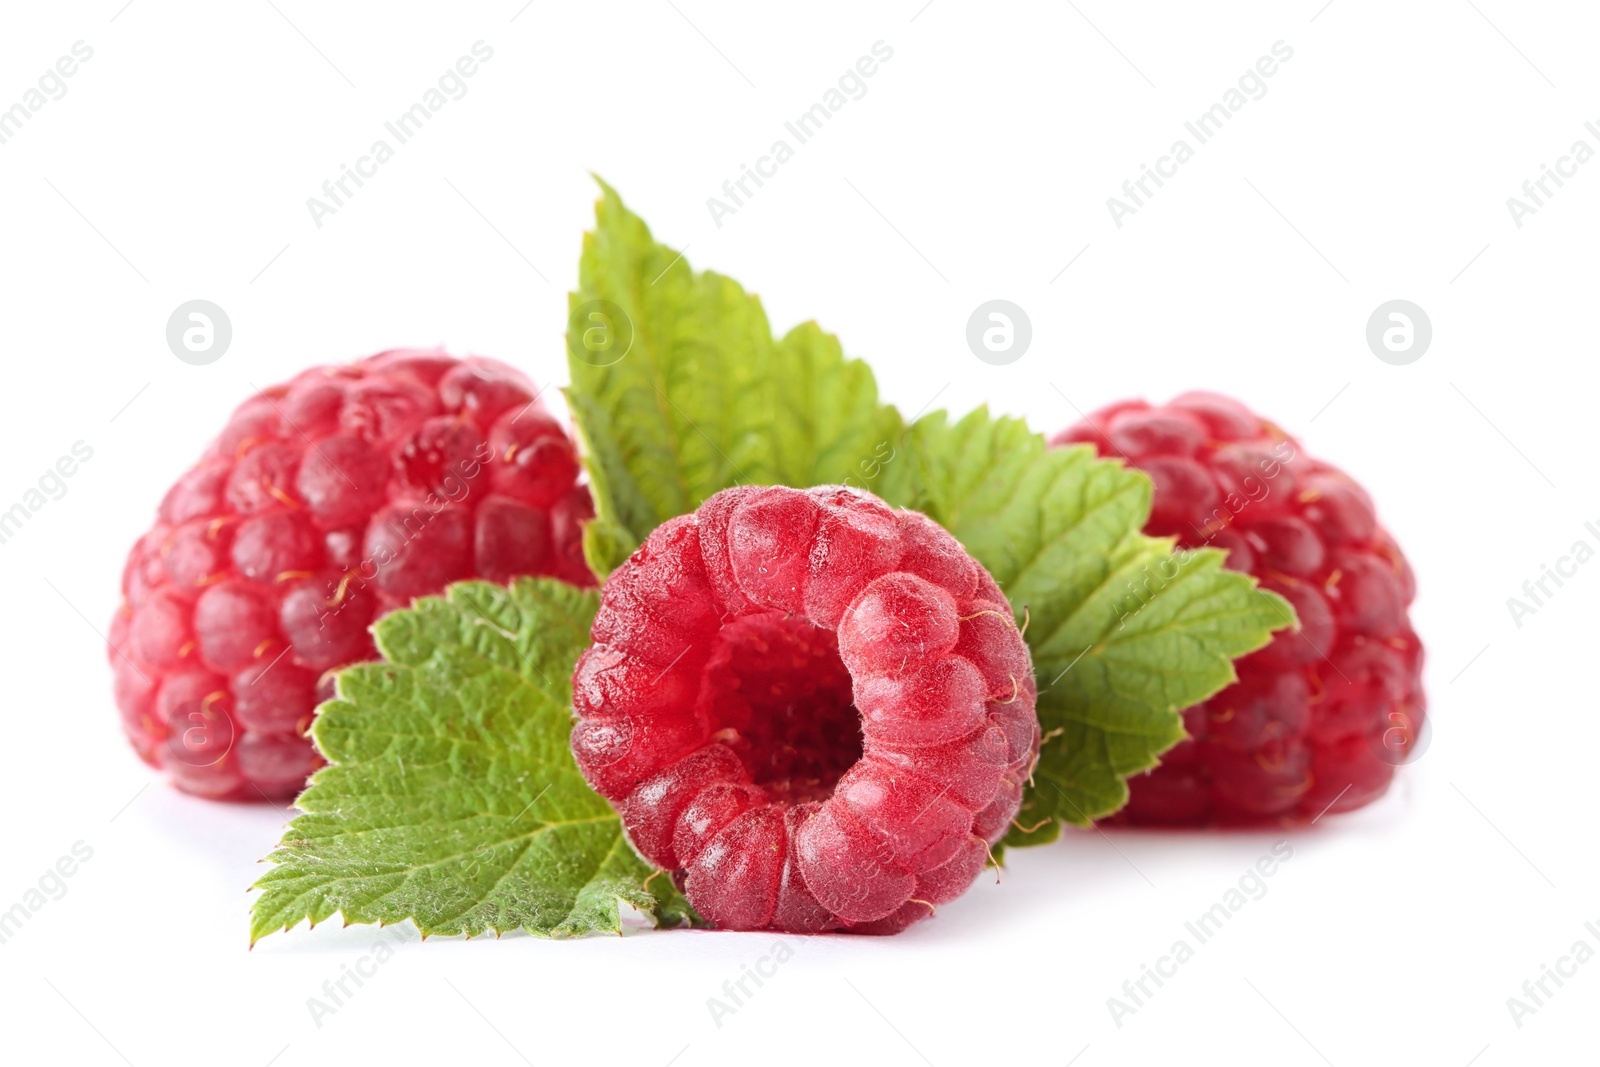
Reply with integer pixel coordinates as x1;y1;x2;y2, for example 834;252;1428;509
109;350;594;801
571;486;1039;934
1052;392;1424;825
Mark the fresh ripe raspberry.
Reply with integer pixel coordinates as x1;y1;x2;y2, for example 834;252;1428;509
1052;392;1424;825
570;486;1039;934
109;350;594;801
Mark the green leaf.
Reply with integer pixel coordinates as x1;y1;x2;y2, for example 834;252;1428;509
566;179;904;576
875;410;1294;841
249;578;691;944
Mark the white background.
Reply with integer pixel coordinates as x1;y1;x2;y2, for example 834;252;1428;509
0;2;1595;1065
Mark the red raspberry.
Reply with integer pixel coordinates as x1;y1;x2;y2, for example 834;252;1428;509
109;350;594;801
1052;392;1424;825
571;486;1039;934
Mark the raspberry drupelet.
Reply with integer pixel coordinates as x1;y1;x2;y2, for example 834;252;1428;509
1053;392;1424;825
110;350;594;801
570;485;1040;934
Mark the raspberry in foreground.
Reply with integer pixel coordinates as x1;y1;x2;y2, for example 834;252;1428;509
110;350;594;801
570;485;1040;934
1052;392;1424;825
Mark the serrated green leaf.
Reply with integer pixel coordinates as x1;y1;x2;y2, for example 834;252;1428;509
566;179;904;576
875;410;1293;840
249;578;691;944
